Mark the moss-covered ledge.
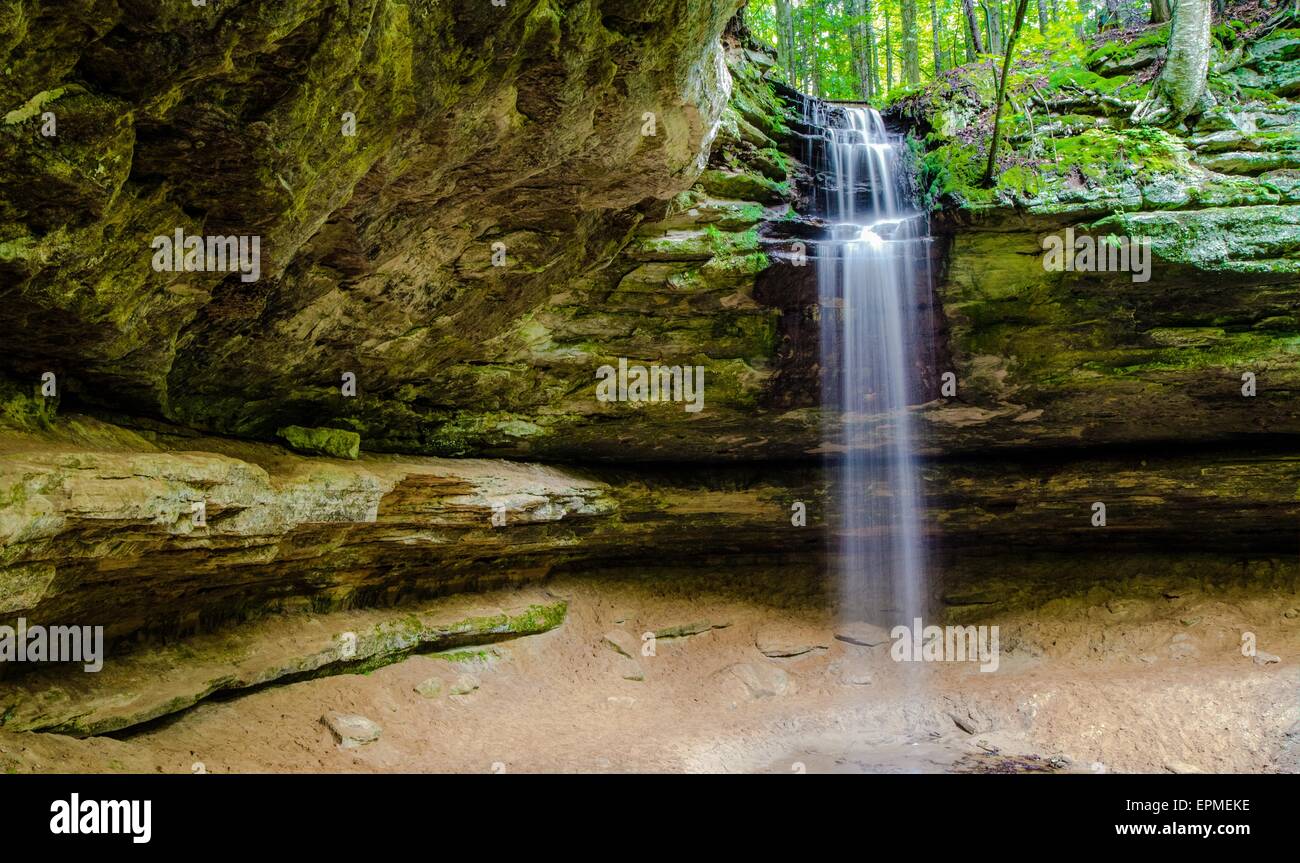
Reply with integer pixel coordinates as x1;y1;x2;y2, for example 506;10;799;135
0;589;568;737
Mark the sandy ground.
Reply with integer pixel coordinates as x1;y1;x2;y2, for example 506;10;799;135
2;575;1297;774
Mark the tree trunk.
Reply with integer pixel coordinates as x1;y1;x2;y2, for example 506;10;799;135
1150;0;1172;23
1038;0;1050;33
776;0;797;84
932;0;946;74
902;0;922;84
962;0;986;53
982;1;1001;53
982;0;1031;185
1099;0;1124;29
1132;0;1215;125
810;5;822;97
849;0;867;98
865;0;880;98
885;13;894;90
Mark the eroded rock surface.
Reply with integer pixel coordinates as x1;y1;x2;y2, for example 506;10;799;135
1;0;772;460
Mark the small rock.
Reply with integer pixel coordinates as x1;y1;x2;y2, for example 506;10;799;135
755;624;829;658
1166;761;1205;774
321;712;381;748
726;662;794;699
1254;651;1281;666
613;653;644;681
833;621;893;648
449;673;480;696
413;677;444;699
601;629;638;658
948;706;993;735
654;621;729;639
1283;607;1299;620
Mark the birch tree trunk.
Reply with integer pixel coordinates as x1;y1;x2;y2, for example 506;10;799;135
1132;0;1215;125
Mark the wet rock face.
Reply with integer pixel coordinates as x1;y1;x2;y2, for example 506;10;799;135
925;224;1300;453
0;0;748;454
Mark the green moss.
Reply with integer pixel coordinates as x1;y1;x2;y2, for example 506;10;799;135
276;425;361;459
1084;26;1169;68
433;648;497;663
704;224;761;257
1098;331;1300;376
1048;68;1128;95
698;250;770;292
697;168;788;203
919;141;992;207
2;87;69;126
0;377;57;432
508;601;568;632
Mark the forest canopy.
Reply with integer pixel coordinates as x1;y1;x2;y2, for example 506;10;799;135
746;0;1199;101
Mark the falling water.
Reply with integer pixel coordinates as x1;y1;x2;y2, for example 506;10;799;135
806;99;932;630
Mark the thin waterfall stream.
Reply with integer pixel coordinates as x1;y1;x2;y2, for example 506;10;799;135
805;99;934;632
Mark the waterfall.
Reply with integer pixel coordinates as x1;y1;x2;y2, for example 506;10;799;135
806;99;932;631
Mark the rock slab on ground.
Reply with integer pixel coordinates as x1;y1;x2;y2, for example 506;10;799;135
725;662;795;699
755;623;830;658
321;712;381;748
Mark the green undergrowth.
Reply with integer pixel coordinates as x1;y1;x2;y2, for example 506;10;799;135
896;11;1300;218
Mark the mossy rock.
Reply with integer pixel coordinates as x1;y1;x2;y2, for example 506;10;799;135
277;425;361;459
697;168;788;203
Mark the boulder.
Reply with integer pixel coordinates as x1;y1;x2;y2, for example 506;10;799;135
321;712;381;748
277;426;361;460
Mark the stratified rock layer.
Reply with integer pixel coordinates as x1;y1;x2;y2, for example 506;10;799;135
3;416;1298;652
